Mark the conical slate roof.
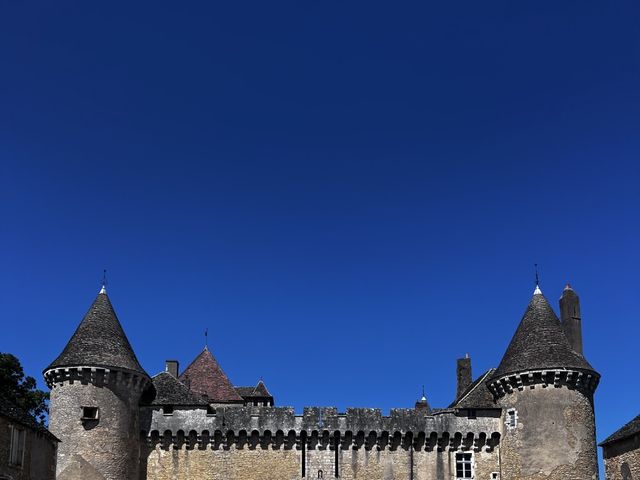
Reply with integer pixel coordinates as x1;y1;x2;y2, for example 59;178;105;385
493;290;594;379
179;347;244;403
45;290;147;376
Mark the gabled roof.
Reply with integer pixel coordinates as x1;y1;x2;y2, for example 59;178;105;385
45;291;147;377
600;414;640;446
179;347;244;403
493;291;595;379
149;372;208;406
235;380;273;398
449;369;497;409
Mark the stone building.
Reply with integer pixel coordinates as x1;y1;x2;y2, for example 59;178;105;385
43;282;600;480
600;414;640;479
0;396;59;480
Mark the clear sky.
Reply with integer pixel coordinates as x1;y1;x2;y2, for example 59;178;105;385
1;1;638;474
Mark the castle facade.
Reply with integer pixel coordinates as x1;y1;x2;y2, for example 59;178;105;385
43;283;600;480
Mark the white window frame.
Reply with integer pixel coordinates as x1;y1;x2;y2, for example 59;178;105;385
9;424;26;467
506;408;518;430
455;451;474;479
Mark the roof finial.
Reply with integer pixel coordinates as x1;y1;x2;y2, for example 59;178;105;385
99;269;107;294
421;385;426;401
533;263;542;295
204;328;208;349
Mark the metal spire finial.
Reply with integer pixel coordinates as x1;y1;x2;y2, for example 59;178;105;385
205;328;208;349
99;269;107;294
533;263;542;295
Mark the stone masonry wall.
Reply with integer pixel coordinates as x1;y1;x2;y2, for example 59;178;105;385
497;386;598;480
603;434;640;480
47;368;147;480
140;406;502;480
142;442;500;480
0;415;57;480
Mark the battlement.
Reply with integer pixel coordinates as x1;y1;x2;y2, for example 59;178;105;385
44;366;151;393
140;405;502;451
488;367;600;399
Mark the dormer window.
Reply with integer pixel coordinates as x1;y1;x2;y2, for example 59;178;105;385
163;406;174;415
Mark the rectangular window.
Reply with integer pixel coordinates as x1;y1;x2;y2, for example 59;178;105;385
163;406;174;415
82;406;99;420
455;452;473;479
506;408;517;429
9;425;26;466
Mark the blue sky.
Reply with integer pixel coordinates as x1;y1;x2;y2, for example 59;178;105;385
1;0;639;473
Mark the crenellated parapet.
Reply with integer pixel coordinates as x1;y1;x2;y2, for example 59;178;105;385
44;365;151;394
487;367;600;399
140;405;502;452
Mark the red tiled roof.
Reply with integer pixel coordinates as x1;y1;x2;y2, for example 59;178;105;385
179;347;244;403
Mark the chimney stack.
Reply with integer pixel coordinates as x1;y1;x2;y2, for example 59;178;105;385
166;360;179;378
456;354;472;400
560;284;583;356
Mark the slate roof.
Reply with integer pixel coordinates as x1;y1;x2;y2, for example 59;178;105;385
493;292;595;379
236;380;273;398
179;347;244;403
149;372;209;406
449;369;497;409
46;291;148;377
0;395;59;441
600;414;640;446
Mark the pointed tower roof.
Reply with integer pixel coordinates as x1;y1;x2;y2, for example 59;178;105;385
179;347;244;403
253;380;271;397
45;290;147;376
493;290;594;379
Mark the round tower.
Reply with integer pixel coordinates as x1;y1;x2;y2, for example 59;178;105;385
43;286;153;480
488;285;599;480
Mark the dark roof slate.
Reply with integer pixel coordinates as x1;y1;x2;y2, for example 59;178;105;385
600;414;640;446
46;292;147;377
149;372;208;406
449;369;497;409
493;292;595;379
0;395;59;441
179;347;244;403
235;380;273;398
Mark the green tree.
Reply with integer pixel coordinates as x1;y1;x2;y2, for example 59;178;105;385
0;353;49;425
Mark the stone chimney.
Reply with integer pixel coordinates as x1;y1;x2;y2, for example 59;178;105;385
456;355;472;399
166;360;179;378
560;284;583;356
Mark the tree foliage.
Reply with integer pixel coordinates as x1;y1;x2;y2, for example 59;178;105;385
0;352;49;425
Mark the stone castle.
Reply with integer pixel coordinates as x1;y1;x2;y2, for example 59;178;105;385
43;283;600;480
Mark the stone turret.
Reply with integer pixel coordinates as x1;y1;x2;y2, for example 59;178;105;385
43;287;152;480
489;285;599;480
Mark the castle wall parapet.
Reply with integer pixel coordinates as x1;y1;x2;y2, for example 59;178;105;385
140;405;502;451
